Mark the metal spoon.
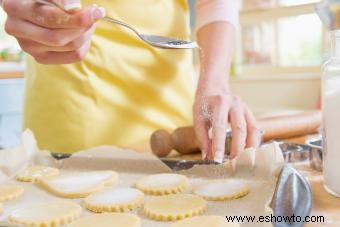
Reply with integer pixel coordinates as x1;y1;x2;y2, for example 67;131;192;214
33;0;198;49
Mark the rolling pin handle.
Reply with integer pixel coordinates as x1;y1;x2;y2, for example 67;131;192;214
150;129;174;157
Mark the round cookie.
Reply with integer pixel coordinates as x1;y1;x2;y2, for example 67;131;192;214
9;201;82;227
84;187;144;213
143;194;206;221
0;185;24;202
69;213;141;227
170;216;240;227
16;165;59;182
193;180;250;201
135;173;188;195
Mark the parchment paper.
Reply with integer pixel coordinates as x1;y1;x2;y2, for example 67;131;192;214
0;132;283;227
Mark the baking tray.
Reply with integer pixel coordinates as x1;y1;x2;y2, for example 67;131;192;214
0;145;312;227
160;142;311;171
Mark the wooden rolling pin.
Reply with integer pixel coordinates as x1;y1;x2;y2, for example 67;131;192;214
150;111;321;157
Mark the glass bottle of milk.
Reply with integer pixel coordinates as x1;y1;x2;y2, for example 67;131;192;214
323;30;340;197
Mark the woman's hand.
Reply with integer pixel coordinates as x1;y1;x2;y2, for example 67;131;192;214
193;86;261;163
2;0;105;64
194;18;261;163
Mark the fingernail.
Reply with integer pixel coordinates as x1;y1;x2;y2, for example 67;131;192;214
64;0;82;11
231;158;237;172
208;128;212;140
93;6;106;20
245;147;256;168
214;151;224;164
202;150;207;160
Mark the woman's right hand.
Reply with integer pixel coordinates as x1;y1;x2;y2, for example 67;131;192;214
2;0;105;64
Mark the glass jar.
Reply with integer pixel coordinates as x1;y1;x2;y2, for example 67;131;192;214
322;30;340;197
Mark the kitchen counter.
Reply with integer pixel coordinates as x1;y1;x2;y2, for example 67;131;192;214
0;62;24;79
0;71;23;79
296;162;340;227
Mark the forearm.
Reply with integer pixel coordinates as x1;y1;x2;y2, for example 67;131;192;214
196;22;236;91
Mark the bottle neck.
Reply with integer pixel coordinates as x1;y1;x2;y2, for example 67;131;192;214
330;30;340;58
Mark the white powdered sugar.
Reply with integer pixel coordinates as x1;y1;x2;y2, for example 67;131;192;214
194;179;248;197
139;174;184;188
45;171;115;192
86;187;143;205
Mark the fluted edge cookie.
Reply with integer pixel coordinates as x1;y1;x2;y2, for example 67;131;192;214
193;180;250;201
0;185;24;202
16;165;59;182
9;201;82;227
135;173;188;195
84;187;144;213
143;194;206;221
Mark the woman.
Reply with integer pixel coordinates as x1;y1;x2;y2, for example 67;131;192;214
1;0;260;162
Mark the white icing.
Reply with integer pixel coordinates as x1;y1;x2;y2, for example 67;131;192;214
10;201;80;221
45;171;115;192
194;180;248;197
139;174;184;188
87;187;142;205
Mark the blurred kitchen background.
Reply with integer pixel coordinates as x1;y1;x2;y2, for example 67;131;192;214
0;0;323;148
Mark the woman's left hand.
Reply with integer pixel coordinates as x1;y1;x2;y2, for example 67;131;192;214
193;85;261;163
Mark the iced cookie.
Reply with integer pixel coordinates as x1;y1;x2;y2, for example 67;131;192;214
16;165;59;182
69;213;141;227
38;170;118;198
0;185;24;202
193;180;250;201
170;216;240;227
135;173;188;195
9;201;82;227
143;194;206;221
84;187;144;213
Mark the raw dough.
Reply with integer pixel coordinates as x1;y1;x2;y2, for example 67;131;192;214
84;187;144;212
15;165;59;182
143;194;206;221
9;200;82;227
170;216;240;227
68;213;141;227
135;173;188;195
38;170;118;198
193;180;250;201
0;185;24;202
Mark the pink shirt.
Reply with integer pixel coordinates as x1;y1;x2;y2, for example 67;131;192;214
196;0;241;30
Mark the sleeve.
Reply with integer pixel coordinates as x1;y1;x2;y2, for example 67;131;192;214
195;0;241;31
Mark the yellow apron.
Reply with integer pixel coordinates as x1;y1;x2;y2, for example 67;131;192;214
23;0;196;153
